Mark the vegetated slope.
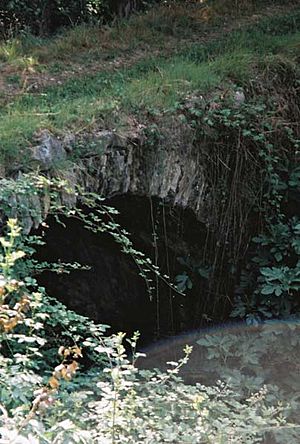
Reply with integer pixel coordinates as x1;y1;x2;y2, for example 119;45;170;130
0;0;299;171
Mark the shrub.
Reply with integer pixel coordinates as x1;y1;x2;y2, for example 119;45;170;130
0;0;106;36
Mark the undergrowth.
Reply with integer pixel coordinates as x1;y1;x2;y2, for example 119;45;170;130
0;213;294;444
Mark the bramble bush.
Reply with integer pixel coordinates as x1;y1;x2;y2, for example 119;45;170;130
174;89;300;324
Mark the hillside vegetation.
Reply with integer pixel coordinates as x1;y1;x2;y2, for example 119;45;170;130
0;1;298;169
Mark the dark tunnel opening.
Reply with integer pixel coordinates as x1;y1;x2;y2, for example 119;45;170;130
34;195;233;345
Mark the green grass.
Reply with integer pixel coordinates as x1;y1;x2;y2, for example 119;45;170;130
186;9;300;63
3;2;299;67
0;7;299;170
0;3;202;66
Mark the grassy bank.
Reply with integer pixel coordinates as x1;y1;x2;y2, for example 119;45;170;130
0;3;299;169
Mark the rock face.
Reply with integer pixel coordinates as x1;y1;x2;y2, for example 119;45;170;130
31;130;67;169
24;119;206;219
26;119;207;217
75;121;207;218
1;119;208;234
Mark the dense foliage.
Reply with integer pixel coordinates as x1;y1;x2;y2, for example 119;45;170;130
0;0;152;36
0;217;295;443
1;0;293;36
173;63;300;323
0;0;107;35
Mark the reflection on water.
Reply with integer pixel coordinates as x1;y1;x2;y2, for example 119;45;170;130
139;321;300;443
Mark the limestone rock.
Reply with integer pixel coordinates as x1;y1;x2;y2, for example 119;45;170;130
31;130;66;169
2;119;209;233
78;121;207;218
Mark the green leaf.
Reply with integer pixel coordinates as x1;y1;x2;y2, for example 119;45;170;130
261;285;275;295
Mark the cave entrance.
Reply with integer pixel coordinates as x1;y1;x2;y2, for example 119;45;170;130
35;195;232;344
